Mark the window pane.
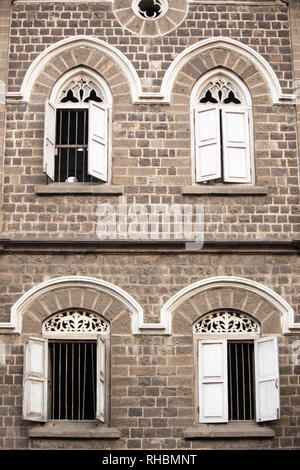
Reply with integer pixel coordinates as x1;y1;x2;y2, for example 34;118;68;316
228;342;255;420
49;341;97;420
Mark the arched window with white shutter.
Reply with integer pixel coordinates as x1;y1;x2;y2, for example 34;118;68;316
194;309;280;425
191;69;254;185
44;68;112;184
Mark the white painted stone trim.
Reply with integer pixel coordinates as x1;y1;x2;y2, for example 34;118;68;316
1;275;298;335
161;37;295;105
161;276;299;335
6;36;294;105
1;276;144;335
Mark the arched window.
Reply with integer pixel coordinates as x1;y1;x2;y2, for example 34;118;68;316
192;69;254;185
43;68;112;183
194;309;280;424
23;309;109;423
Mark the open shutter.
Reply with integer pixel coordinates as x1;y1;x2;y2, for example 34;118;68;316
198;339;228;423
88;102;108;182
222;108;251;183
195;106;221;182
23;337;48;422
255;336;280;422
96;335;106;423
43;100;56;181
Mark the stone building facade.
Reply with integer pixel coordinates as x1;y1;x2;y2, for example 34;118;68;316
0;0;300;451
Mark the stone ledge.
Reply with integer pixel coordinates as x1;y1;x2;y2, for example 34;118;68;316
182;185;268;195
183;423;275;439
28;421;121;439
35;183;123;195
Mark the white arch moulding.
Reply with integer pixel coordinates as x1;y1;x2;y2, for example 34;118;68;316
160;276;300;336
0;276;147;335
6;36;294;105
161;36;295;105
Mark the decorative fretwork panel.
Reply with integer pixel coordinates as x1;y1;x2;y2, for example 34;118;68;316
194;310;260;334
199;79;242;105
59;78;103;104
43;310;110;334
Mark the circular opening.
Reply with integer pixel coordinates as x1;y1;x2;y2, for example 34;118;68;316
132;0;169;20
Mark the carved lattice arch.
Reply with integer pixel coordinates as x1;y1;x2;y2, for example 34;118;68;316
194;309;260;335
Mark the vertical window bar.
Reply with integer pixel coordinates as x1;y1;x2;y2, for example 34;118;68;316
58;343;62;420
52;343;55;419
71;342;74;421
235;343;239;420
67;111;70;180
91;342;96;418
228;343;232;420
65;343;68;419
241;344;245;420
82;343;87;420
78;342;81;420
58;111;62;182
247;343;252;419
83;110;87;182
75;110;78;180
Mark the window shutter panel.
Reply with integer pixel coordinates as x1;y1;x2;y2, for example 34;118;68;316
198;339;228;423
195;106;221;182
43;100;56;181
222;108;251;183
23;337;48;422
96;335;106;423
88;102;108;182
255;336;280;422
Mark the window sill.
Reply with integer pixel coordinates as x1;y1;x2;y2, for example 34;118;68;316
35;183;123;195
183;422;275;439
28;421;121;439
182;185;268;196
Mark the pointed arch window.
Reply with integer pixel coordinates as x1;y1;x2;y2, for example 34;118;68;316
44;68;112;184
193;69;254;185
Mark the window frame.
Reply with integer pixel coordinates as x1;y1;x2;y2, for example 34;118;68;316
194;330;280;425
23;312;110;424
190;68;255;186
44;67;112;185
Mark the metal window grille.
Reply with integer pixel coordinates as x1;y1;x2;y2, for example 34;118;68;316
228;341;255;421
55;109;96;183
49;341;97;420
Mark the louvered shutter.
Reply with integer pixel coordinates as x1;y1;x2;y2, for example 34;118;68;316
198;339;228;423
96;335;106;423
88;102;108;182
194;106;221;182
43;100;56;181
255;336;280;422
23;337;48;422
222;108;251;183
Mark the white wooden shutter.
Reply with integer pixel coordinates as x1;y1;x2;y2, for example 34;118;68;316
96;335;106;423
88;102;108;182
43;100;56;181
255;336;280;422
23;337;48;422
194;106;221;182
222;108;251;183
198;339;228;423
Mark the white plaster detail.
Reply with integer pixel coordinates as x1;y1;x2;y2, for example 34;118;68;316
1;276;298;336
161;276;299;335
50;67;113;106
1;276;145;335
43;310;110;335
6;36;294;105
194;310;260;334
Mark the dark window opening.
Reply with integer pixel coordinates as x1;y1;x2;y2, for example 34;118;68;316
138;0;162;18
55;109;96;183
49;341;97;420
228;342;255;421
